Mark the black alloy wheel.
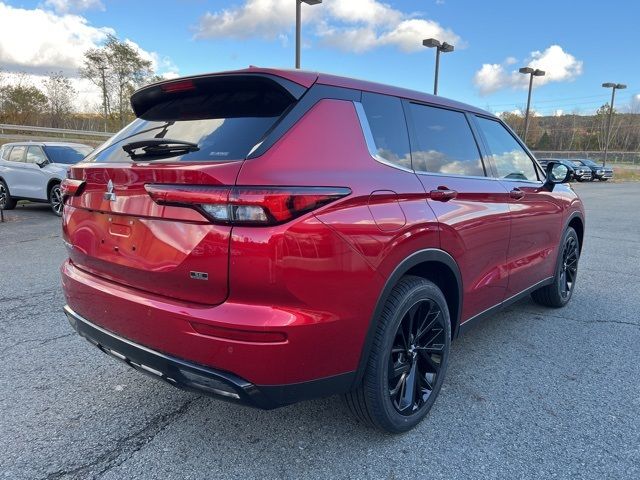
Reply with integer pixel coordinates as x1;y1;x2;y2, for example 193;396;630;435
388;299;446;415
559;234;579;300
344;276;451;433
531;226;580;308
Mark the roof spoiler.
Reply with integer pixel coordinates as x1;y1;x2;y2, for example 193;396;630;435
130;73;309;118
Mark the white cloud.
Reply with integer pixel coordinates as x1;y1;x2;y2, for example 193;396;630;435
0;2;178;109
0;2;112;75
474;45;583;95
194;0;461;54
44;0;105;14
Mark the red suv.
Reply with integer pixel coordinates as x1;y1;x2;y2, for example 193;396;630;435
61;68;584;433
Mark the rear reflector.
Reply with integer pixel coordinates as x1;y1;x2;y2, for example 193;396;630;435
145;184;350;226
60;178;86;198
190;321;287;344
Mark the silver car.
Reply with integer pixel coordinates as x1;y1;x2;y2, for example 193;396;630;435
0;142;93;216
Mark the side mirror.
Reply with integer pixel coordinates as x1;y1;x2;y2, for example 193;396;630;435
544;161;572;189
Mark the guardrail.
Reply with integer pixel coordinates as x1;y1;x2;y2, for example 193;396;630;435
533;151;640;165
0;124;114;139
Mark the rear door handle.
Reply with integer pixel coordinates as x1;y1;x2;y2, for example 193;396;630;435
429;187;458;202
509;188;525;200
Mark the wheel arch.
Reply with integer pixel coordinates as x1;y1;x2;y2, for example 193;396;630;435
567;212;584;253
46;177;62;200
352;248;463;388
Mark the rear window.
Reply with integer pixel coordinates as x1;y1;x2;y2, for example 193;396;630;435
87;77;298;163
44;146;93;164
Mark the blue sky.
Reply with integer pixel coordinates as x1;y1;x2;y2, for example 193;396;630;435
1;0;639;115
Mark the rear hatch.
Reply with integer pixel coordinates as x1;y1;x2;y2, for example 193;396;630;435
62;73;305;305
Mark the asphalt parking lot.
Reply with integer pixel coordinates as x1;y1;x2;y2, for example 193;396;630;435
1;182;638;480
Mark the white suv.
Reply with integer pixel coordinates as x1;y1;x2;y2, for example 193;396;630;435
0;142;93;216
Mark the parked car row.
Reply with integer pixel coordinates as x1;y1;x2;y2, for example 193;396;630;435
0;142;93;215
538;158;614;182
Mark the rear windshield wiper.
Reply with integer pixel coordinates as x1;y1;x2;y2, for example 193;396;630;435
122;139;199;160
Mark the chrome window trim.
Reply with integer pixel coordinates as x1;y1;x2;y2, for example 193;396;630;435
497;178;544;185
415;170;498;181
353;101;414;173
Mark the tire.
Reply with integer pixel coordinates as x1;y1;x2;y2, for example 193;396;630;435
0;180;17;210
531;227;580;308
344;276;451;433
49;183;63;217
600;178;609;181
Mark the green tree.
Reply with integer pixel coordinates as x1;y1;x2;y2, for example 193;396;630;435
1;79;47;125
80;34;154;129
536;130;551;149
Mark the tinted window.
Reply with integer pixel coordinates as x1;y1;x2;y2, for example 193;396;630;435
408;103;484;176
361;93;411;169
26;146;47;164
476;117;538;181
43;146;92;164
8;146;25;163
88;80;296;163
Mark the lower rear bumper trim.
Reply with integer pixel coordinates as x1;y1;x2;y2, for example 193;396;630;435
63;305;354;408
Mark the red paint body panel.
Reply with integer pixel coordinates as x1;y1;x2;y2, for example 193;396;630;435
416;175;512;321
499;180;565;297
61;68;585;395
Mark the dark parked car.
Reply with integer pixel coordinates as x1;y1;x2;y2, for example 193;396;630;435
539;158;592;182
61;68;585;433
571;159;614;181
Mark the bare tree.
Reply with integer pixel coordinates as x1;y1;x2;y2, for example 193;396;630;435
43;72;75;128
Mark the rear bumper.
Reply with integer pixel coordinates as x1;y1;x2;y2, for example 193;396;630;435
64;305;354;408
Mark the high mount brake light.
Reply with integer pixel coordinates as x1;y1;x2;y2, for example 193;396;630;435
60;178;86;198
160;80;196;93
145;184;351;226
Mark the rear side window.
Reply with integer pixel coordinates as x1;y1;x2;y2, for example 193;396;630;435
475;117;538;181
360;92;411;170
8;146;26;163
0;147;10;161
88;77;298;163
26;146;46;164
43;146;93;164
407;103;485;176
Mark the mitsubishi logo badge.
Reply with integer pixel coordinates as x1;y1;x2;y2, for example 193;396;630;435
104;180;116;201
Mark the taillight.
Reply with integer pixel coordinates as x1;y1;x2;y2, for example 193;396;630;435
145;184;350;226
60;178;86;198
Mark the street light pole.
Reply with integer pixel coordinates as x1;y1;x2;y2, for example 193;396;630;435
602;82;627;167
295;0;322;70
519;67;545;144
422;38;454;95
